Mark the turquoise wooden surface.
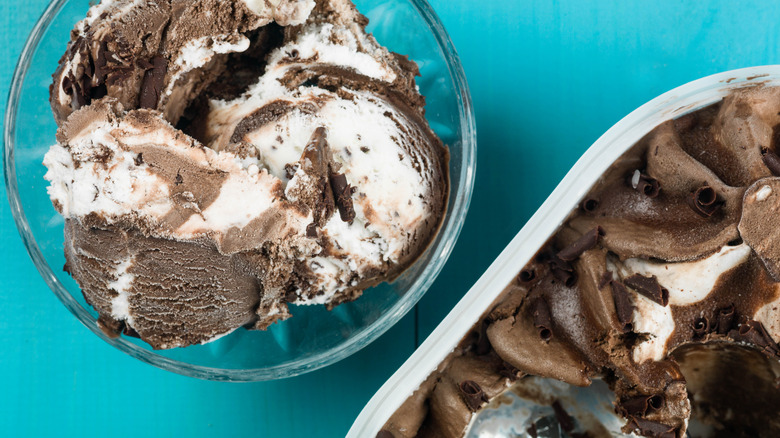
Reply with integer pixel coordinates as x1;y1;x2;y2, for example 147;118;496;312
2;1;779;436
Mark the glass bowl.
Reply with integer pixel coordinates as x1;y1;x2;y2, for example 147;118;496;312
4;0;476;381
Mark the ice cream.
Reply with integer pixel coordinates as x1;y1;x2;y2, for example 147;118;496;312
379;86;780;438
43;0;448;349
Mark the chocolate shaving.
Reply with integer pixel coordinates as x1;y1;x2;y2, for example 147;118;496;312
459;380;487;411
306;223;318;238
517;268;536;283
549;256;577;287
761;147;780;176
626;417;677;438
329;172;356;222
687;185;723;218
551;400;575;432
532;298;553;342
692;316;710;338
628;170;661;198
716;304;735;334
556;227;605;261
619;394;665;417
624;274;669;306
580;197;599;213
139;56;167;109
737;320;780;356
611;281;634;332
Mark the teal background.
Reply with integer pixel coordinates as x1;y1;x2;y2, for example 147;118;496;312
2;1;779;436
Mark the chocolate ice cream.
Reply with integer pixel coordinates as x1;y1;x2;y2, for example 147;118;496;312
44;0;448;349
380;86;780;438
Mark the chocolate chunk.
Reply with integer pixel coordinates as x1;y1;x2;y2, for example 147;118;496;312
619;394;665;417
527;424;538;438
716;304;736;334
580;197;599;213
626;417;677;438
611;281;634;332
329;172;356;222
628;170;661;198
551;400;575;433
139;56;167;109
306;223;318;238
556;227;605;261
532;297;553;342
761;147;780;176
687;185;723;217
517;268;536;283
549;256;577;287
285;289;298;303
459;380;487;411
692;316;710;338
624;274;669;306
598;271;613;289
376;431;394;438
134;153;144;166
737;320;780;356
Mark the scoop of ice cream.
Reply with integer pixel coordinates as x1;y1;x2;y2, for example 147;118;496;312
44;0;448;349
383;86;780;438
49;0;316;125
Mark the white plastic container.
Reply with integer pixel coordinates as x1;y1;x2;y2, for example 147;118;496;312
348;65;780;438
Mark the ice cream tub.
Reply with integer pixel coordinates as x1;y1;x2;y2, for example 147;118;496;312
348;65;780;438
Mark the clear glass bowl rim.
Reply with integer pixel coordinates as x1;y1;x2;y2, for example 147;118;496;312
3;0;477;381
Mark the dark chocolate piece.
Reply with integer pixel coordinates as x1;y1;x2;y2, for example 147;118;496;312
518;268;536;283
330;172;356;222
139;56;167;109
687;185;723;218
716;304;736;335
551;400;575;433
306;223;318;238
556;227;605;261
459;380;487;411
761;147;780;176
626;417;677;438
691;316;710;338
532;298;553;342
624;274;669;306
619;394;665;417
737;320;780;356
611;281;634;332
549;256;577;287
628;171;661;198
527;424;538;438
580;197;599;213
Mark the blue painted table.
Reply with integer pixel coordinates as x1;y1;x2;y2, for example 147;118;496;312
2;1;778;436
